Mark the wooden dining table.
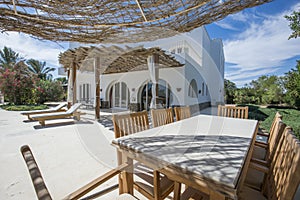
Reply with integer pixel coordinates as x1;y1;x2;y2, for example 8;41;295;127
112;114;258;200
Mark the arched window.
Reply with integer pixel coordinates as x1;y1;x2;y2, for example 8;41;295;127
140;79;171;110
188;79;198;98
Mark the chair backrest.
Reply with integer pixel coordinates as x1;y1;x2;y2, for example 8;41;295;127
265;113;285;162
53;102;67;111
265;127;300;200
150;108;174;127
217;105;249;119
66;103;82;114
174;106;191;121
112;110;150;138
268;112;283;136
21;145;52;200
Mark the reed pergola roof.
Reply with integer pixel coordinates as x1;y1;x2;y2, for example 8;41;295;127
59;45;184;74
1;0;271;44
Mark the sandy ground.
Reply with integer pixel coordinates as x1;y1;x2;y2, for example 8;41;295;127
0;106;218;200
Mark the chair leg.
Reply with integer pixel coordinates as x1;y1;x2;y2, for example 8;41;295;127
153;170;161;200
173;182;181;200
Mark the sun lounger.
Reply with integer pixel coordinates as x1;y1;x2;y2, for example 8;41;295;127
31;103;82;126
21;102;67;120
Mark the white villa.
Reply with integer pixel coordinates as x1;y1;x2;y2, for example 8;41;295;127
60;26;224;114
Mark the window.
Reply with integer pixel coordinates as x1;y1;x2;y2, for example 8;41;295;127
202;82;205;96
79;83;91;102
188;79;198;98
177;47;182;53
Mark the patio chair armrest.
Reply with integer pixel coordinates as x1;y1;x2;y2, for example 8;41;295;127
63;162;131;200
20;145;52;200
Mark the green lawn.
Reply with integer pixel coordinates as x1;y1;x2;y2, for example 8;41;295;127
247;105;300;138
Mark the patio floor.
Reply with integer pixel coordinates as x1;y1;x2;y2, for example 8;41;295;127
0;106;217;200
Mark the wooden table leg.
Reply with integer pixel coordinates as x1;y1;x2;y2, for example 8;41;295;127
122;156;134;195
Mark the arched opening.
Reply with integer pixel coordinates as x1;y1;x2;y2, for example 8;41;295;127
109;82;129;109
188;79;198;98
139;79;172;110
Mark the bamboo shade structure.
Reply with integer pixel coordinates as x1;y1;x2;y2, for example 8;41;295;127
1;0;271;44
58;45;183;73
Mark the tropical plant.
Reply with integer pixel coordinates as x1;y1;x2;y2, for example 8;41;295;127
0;46;22;70
285;11;300;39
55;77;68;84
26;59;55;80
34;79;65;104
0;61;37;104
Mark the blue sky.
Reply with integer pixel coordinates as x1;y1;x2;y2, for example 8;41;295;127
206;0;300;87
0;0;299;87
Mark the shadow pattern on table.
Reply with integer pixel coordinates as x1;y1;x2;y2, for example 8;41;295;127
116;135;251;187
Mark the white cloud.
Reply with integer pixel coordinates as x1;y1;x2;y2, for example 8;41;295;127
222;3;300;86
214;21;240;31
225;67;279;82
0;32;68;76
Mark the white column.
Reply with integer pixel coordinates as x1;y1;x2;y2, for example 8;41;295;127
147;54;159;109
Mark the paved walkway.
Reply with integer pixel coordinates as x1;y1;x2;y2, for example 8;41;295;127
0;106;217;200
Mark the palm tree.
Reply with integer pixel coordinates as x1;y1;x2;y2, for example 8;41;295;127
26;59;55;80
0;46;22;70
55;77;68;84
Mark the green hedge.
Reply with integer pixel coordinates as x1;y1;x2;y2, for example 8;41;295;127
0;104;48;111
246;105;300;138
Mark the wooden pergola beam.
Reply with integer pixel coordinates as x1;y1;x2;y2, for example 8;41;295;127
94;57;101;120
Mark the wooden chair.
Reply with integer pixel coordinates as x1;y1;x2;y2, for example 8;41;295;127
239;127;300;200
31;103;83;126
21;102;67;120
20;145;137;200
217;105;248;119
112;110;174;200
245;117;286;190
252;112;284;160
256;112;282;143
151;108;174;128
174;106;191;121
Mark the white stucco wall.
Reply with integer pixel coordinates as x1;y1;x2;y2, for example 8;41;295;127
71;26;225;109
188;27;224;105
100;67;185;106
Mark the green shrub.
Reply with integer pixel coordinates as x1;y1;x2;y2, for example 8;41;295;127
247;105;300;138
0;104;48;111
35;79;65;104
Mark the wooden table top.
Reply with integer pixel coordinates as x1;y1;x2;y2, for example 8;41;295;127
112;114;258;197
